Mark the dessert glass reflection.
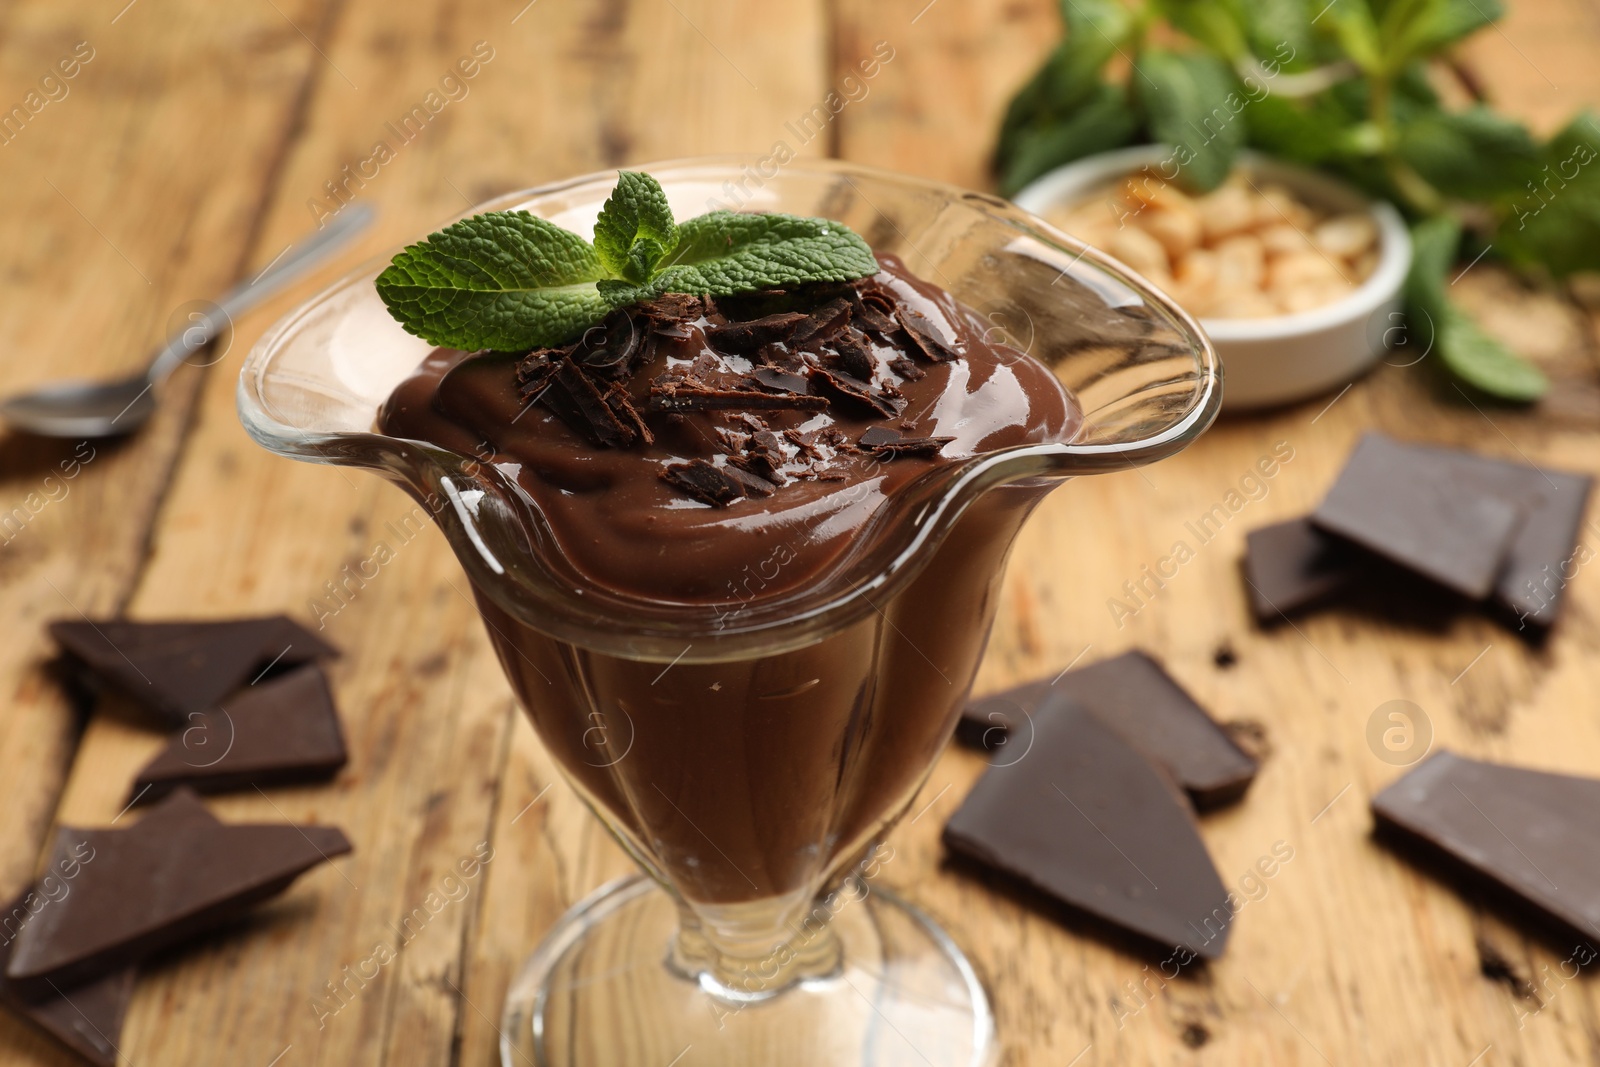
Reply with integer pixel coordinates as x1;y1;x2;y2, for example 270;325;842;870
238;159;1221;1067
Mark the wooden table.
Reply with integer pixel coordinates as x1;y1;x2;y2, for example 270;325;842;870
4;1;1600;1064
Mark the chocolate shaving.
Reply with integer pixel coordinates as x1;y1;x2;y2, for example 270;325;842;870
706;312;809;353
850;286;901;336
788;298;853;351
858;426;953;457
649;387;829;413
896;308;960;362
661;460;745;507
551;360;639;447
812;368;907;419
723;459;780;495
749;366;813;396
888;356;926;381
604;382;654;446
831;329;877;382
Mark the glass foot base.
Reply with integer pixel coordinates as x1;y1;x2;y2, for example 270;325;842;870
501;874;996;1067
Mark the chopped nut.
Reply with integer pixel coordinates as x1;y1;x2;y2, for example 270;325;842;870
1312;213;1378;259
1141;204;1203;258
1108;226;1171;278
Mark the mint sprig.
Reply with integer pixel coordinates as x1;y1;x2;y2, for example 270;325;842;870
994;0;1578;402
376;171;880;351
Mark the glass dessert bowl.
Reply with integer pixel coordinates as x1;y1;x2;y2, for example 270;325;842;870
238;158;1220;1067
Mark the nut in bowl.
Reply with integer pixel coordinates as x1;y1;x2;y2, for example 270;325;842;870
1014;146;1412;411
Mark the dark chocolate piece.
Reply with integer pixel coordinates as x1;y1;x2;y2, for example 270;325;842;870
857;427;954;458
1242;516;1371;623
660;460;745;507
1373;751;1600;942
130;663;348;801
944;699;1232;958
888;356;926;381
549;360;639;448
705;311;808;353
831;329;877;382
1311;433;1526;600
748;366;812;396
49;616;337;729
957;650;1257;810
787;297;853;350
812;368;906;419
1428;450;1592;630
0;896;133;1067
4;790;352;991
896;307;960;362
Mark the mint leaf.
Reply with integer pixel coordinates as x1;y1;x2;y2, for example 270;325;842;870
1406;216;1546;402
593;170;678;284
1000;83;1139;195
1395;107;1540;203
1316;0;1382;72
654;212;878;295
1435;304;1547;402
376;173;882;351
375;211;610;351
1154;0;1250;60
1136;49;1246;192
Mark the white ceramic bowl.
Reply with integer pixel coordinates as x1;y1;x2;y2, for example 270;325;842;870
1013;145;1411;411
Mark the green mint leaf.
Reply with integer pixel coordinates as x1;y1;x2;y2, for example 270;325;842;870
1136;49;1246;192
1435;304;1547;402
1000;84;1139;196
1395;107;1540;203
1316;0;1382;72
1239;0;1314;69
593;171;679;284
653;212;879;296
1153;0;1250;60
1389;0;1503;60
1406;215;1546;402
375;211;610;351
1495;114;1600;277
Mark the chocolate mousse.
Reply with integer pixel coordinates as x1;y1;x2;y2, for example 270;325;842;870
378;252;1081;912
380;254;1077;602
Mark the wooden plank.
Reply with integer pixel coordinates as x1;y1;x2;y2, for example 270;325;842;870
0;3;334;1062
831;1;1600;1064
8;1;831;1065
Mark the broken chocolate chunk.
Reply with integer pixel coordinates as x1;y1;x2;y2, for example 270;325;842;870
788;298;853;351
849;282;902;335
1242;516;1371;624
896;308;960;362
831;329;877;382
944;698;1233;958
812;368;906;419
130;663;348;801
857;426;954;458
4;790;352;991
957;649;1258;810
888;356;926;381
0;897;133;1067
705;311;809;353
749;366;813;396
636;292;705;324
545;360;641;448
1373;751;1600;942
603;382;655;446
49;616;337;729
661;460;746;507
1311;433;1527;600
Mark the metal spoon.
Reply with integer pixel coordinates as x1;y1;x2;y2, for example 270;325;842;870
0;203;376;438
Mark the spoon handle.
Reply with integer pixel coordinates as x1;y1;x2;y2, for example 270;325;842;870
147;203;376;384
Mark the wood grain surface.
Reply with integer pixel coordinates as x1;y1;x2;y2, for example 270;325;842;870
3;1;1600;1065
